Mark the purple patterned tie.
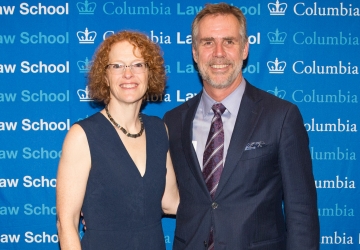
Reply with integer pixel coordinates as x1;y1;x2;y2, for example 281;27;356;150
203;103;226;198
202;103;226;249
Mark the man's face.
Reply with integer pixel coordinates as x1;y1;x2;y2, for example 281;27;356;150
193;14;249;90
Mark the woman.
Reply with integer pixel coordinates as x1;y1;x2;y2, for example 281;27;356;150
56;31;179;249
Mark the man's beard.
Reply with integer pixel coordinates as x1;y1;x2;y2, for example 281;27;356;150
198;59;243;89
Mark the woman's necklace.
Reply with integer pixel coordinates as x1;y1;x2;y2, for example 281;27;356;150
105;105;144;138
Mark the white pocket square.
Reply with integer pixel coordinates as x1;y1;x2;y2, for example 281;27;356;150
245;141;266;151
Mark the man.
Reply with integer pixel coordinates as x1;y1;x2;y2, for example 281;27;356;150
163;3;319;250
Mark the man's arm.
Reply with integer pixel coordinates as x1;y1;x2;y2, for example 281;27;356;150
278;104;320;250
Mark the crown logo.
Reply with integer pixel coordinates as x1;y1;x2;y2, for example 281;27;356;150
268;0;287;15
77;57;92;73
267;58;286;74
267;87;286;99
267;29;287;44
77;28;97;44
77;0;96;14
77;86;93;102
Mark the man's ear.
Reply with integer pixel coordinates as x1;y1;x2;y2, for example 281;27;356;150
242;42;249;60
192;46;198;64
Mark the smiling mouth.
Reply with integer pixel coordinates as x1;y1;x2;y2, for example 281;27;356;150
211;64;229;69
120;83;138;88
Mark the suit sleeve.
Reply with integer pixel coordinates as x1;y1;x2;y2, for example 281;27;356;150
278;104;320;250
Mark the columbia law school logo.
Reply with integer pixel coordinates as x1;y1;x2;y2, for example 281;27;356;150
267;87;286;99
268;0;287;15
77;86;93;101
77;28;97;44
77;0;96;14
267;29;287;44
77;57;92;73
267;58;286;73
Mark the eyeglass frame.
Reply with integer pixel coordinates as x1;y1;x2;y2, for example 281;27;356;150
105;62;148;75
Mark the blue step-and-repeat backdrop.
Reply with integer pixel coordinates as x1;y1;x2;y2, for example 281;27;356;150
1;0;359;249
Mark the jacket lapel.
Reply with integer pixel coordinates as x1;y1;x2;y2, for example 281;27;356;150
181;92;212;198
215;82;264;199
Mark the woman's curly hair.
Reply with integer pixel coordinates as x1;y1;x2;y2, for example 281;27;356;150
88;31;166;104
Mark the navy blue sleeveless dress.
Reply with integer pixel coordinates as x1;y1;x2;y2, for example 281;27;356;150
77;112;167;250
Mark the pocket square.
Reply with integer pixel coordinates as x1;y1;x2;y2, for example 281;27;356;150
245;141;266;150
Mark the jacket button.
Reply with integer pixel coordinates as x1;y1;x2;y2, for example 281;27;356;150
212;202;218;209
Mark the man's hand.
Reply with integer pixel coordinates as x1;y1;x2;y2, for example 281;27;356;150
81;211;86;231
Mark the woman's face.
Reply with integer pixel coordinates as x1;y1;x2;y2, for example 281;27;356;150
105;41;149;105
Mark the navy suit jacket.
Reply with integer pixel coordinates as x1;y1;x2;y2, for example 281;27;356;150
163;81;319;250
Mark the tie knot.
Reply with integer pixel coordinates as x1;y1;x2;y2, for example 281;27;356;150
212;103;226;116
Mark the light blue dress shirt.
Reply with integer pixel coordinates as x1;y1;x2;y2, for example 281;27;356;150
192;78;246;170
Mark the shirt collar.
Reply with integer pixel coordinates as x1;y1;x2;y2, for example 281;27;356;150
200;78;246;117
